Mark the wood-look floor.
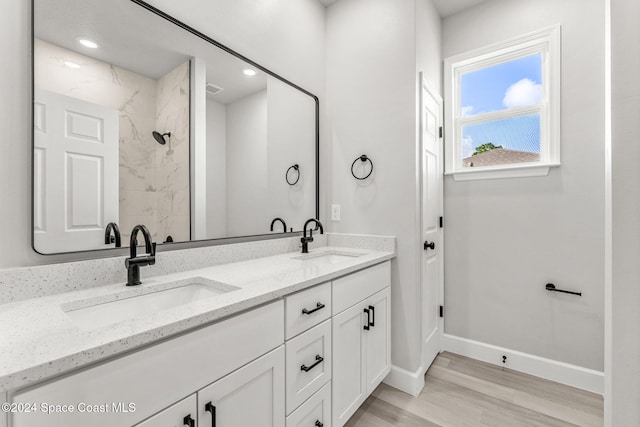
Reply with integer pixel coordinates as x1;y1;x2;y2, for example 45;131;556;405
345;352;604;427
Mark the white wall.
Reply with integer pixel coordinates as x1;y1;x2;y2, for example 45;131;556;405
0;0;325;268
442;0;605;371
611;0;640;422
205;98;227;239
225;90;269;236
266;77;317;232
326;0;441;375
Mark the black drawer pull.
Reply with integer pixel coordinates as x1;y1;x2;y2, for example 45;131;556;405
302;302;325;315
301;355;324;372
363;308;370;330
205;401;216;427
183;414;195;427
315;421;324;427
369;305;375;327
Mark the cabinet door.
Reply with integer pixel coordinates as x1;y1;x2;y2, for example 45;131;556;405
135;395;197;427
198;346;285;427
332;302;366;427
365;287;391;394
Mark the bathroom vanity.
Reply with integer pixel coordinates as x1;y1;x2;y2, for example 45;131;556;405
0;236;394;427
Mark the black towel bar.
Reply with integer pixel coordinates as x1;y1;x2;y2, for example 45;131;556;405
545;283;581;296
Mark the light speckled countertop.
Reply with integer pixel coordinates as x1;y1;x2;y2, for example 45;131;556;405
0;245;394;393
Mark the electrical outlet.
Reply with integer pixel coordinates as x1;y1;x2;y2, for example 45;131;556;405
331;204;341;221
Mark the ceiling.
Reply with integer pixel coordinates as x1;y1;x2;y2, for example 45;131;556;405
35;0;267;105
318;0;489;18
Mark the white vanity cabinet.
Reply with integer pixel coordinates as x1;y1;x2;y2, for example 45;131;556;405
332;262;391;427
9;301;284;427
135;395;197;427
197;346;285;427
6;258;392;427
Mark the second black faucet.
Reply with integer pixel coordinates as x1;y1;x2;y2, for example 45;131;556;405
301;218;324;254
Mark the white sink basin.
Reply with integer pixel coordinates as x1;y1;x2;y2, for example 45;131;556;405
292;250;365;264
63;278;239;330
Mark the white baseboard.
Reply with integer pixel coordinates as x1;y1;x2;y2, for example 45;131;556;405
442;334;604;395
383;364;426;397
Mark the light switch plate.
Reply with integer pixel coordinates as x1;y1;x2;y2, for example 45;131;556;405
331;204;341;221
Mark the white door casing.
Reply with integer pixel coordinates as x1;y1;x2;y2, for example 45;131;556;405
33;89;119;253
420;74;444;370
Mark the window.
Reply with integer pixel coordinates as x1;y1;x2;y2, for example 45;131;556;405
444;26;561;180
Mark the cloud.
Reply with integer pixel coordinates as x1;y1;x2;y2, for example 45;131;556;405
502;78;542;108
461;105;474;117
462;135;474;158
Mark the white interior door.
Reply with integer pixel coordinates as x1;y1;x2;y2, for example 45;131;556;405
420;74;444;370
33;89;119;253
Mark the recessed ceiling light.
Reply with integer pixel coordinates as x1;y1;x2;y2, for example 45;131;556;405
76;37;99;49
63;61;80;69
243;69;257;77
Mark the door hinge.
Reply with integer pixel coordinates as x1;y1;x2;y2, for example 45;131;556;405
439;216;443;228
439;305;444;318
439;126;443;138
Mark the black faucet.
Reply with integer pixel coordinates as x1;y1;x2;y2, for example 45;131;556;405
125;225;156;286
270;217;287;233
301;218;324;254
105;222;121;248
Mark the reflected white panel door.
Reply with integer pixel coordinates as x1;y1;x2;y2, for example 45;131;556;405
34;89;118;253
420;75;444;370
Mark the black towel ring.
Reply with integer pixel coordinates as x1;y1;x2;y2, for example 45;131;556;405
351;155;373;180
286;164;300;185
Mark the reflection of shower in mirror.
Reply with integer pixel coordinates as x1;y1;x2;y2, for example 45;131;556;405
152;131;171;145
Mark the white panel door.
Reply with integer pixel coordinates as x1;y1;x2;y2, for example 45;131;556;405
33;89;119;253
197;346;285;427
364;287;391;394
332;302;366;427
420;75;444;370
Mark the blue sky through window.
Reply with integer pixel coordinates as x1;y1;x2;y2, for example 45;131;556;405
460;53;542;159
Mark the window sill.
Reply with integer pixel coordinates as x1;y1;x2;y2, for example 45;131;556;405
446;163;560;181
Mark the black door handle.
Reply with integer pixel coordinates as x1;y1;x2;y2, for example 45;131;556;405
424;241;435;250
183;414;195;427
315;421;324;427
302;302;325;315
369;305;375;327
301;354;324;372
205;401;216;427
364;308;370;330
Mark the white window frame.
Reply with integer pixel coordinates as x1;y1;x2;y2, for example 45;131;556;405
444;25;561;181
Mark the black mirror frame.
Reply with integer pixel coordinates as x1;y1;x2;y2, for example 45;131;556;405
30;0;320;257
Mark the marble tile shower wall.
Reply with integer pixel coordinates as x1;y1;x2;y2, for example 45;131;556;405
153;61;190;243
34;40;190;245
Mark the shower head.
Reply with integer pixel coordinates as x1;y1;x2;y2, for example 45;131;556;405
152;131;171;145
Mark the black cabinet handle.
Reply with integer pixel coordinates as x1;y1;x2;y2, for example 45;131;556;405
183;414;195;427
315;421;324;427
369;305;375;327
363;308;370;330
205;401;216;427
302;302;325;315
301;355;324;372
424;241;435;250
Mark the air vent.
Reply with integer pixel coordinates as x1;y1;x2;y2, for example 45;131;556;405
206;83;224;95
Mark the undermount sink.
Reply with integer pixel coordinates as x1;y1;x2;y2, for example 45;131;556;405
63;277;239;330
292;250;365;264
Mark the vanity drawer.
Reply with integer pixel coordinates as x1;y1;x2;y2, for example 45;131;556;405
285;282;331;339
332;261;390;315
10;301;284;427
286;319;332;414
286;381;331;427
